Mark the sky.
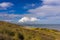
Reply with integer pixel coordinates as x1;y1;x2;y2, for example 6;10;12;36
0;0;60;24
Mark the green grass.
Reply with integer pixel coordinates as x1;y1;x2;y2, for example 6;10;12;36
0;21;60;40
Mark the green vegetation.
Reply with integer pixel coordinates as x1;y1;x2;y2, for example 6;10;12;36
0;21;60;40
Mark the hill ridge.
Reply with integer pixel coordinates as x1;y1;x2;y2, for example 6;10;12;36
0;21;60;40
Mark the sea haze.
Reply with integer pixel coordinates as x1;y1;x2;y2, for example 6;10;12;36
19;24;60;30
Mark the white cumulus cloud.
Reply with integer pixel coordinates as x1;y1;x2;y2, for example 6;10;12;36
0;2;14;10
18;17;40;23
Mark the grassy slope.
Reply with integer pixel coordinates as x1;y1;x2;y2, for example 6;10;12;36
0;21;60;40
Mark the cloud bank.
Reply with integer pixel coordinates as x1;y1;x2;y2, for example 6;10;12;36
43;0;60;5
25;0;60;24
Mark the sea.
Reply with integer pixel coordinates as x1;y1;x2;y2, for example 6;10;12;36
22;24;60;30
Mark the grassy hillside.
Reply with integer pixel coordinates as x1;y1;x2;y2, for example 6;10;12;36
0;21;60;40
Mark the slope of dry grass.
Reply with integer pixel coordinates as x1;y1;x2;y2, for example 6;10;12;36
0;21;60;40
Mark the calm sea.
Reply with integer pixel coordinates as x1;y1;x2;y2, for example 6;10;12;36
23;24;60;30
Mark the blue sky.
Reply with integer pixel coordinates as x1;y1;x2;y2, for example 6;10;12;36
0;0;60;24
0;0;42;14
